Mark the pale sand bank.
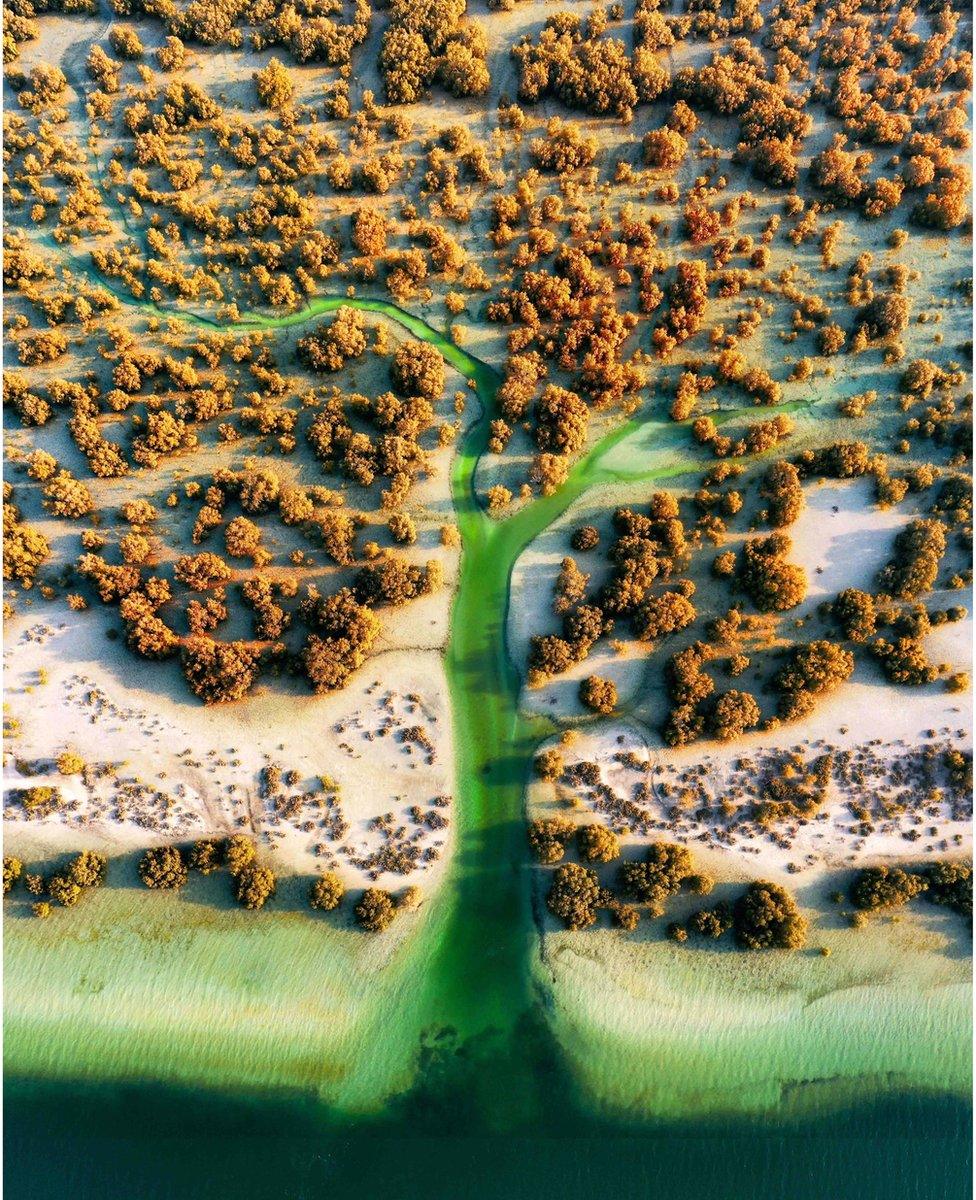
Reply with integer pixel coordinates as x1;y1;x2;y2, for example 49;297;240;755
516;456;971;882
527;657;972;884
3;597;456;892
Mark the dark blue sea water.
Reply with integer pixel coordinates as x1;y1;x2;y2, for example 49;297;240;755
5;1075;971;1200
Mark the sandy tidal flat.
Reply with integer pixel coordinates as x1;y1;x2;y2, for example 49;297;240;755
4;597;456;890
3;879;448;1113
534;906;972;1122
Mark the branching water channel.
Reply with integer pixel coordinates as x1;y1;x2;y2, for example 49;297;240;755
55;281;823;1117
4;49;970;1198
5;271;971;1200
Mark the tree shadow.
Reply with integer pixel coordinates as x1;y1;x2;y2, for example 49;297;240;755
527;846;973;961
795;867;974;960
2;842;420;934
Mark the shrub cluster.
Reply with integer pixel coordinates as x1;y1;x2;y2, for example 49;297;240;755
297;307;368;373
309;871;345;911
773;641;855;721
355;887;397;931
3;485;50;588
546;861;601;930
739;533;807;613
527;816;576;865
732;880;807;949
850;865;928;911
619;841;695;917
876;519;947;600
513;18;667;119
379;0;488;104
139;845;188;890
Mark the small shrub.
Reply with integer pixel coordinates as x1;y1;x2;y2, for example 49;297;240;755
309;871;345;911
139;846;188;890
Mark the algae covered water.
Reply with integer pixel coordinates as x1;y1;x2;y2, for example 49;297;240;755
4;297;971;1199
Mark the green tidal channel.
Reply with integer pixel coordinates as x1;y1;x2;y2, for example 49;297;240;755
4;294;971;1199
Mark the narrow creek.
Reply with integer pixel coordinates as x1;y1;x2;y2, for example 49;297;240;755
77;284;834;1109
59;282;713;1112
186;293;746;1115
